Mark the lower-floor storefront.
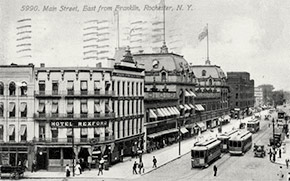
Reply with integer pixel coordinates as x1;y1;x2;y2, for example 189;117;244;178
0;143;33;170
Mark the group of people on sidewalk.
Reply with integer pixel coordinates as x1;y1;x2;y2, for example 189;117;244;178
132;156;158;175
65;158;105;177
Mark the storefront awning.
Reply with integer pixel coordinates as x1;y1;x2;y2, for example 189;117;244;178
20;125;27;136
180;127;189;134
224;115;231;120
172;107;180;115
156;108;165;117
195;104;205;111
185;90;192;97
149;109;158;119
184;104;191;111
189;91;196;97
196;122;206;131
189;104;195;109
162;108;171;116
147;128;178;139
179;105;184;109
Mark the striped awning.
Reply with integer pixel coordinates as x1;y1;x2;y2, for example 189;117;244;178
156;109;165;117
184;104;191;111
189;104;195;109
149;109;158;119
195;104;205;111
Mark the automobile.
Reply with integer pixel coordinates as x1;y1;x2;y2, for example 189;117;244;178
253;144;266;158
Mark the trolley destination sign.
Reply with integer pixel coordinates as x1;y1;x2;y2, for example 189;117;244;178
50;120;108;127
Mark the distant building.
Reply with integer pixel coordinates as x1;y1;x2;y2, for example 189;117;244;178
257;84;274;105
254;87;263;107
191;65;230;130
227;72;255;118
134;47;197;153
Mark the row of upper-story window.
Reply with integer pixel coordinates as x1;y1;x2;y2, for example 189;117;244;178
114;118;143;139
0;82;28;96
0;124;27;142
112;80;143;96
112;99;143;117
0;102;27;118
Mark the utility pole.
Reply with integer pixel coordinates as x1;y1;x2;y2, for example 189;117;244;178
178;126;181;156
72;127;75;176
272;118;275;148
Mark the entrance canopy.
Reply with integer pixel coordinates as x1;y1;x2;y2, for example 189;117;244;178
147;128;178;139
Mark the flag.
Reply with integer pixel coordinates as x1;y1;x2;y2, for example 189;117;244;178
198;26;208;41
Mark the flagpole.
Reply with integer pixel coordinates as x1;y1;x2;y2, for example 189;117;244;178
163;0;166;44
207;23;209;62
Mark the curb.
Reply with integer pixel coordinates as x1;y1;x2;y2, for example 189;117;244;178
141;150;190;176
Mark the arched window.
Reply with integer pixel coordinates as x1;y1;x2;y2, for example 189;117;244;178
209;79;212;86
0;82;3;95
202;70;206;76
20;82;27;96
161;72;167;82
9;82;16;96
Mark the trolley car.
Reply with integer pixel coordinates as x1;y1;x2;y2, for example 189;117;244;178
217;129;239;152
228;130;252;155
247;119;260;133
191;138;221;168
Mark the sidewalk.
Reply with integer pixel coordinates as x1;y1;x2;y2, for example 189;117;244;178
272;134;290;167
24;114;259;180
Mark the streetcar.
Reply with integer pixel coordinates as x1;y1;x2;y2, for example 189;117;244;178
217;129;239;152
247;119;260;133
277;111;287;126
228;130;252;155
191;138;221;168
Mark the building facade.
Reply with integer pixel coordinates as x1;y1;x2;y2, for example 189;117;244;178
0;64;35;169
254;87;263;107
227;72;255;118
0;49;145;171
191;65;230;131
134;48;197;153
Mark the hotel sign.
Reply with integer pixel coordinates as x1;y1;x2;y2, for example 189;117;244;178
50;120;108;127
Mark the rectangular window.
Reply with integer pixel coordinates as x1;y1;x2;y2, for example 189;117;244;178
122;100;125;116
140;101;142;114
94;128;100;140
123;120;125;137
9;125;15;141
136;82;139;95
81;100;88;118
127;82;130;96
38;100;45;117
39;81;45;95
136;119;139;134
94;80;101;94
112;81;115;92
132;82;134;96
67;100;74;118
80;128;88;142
20;125;27;141
0;103;3;117
9;102;15;117
131;100;134;114
20;102;27;118
127;119;130;136
112;101;115;114
0;125;3;140
0;83;3;95
117;121;120;138
52;81;58;95
81;81;88;95
51;128;58;142
94;100;101;117
49;148;60;159
67;80;74;95
117;81;120;95
67;128;73;143
140;83;143;95
52;101;58;117
39;125;45;141
105;81;110;91
127;101;130;115
122;81;125;96
235;93;238;99
132;119;134;135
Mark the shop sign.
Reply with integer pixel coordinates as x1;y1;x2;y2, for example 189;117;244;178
50;120;108;127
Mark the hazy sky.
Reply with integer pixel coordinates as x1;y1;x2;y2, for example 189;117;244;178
1;0;290;90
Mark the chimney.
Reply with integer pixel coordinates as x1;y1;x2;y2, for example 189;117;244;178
40;63;45;67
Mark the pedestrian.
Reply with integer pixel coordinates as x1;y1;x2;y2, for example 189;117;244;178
65;164;70;177
132;161;138;174
97;163;103;176
213;165;217;176
31;159;36;173
269;152;273;161
75;162;81;175
279;148;282;158
138;161;144;174
286;159;289;169
152;156;157;168
277;166;284;181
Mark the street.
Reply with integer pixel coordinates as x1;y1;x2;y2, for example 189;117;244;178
134;110;289;181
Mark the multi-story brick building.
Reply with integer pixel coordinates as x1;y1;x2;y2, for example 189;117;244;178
0;48;145;171
134;47;197;153
191;65;230;131
254;87;263;107
227;72;255;118
0;64;35;169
